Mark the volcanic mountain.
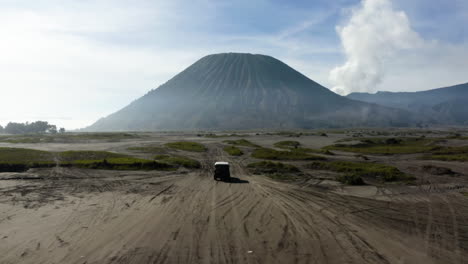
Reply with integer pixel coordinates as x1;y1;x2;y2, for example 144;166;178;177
87;53;412;131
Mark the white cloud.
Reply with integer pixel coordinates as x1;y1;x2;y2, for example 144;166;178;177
0;1;344;130
1;0;466;130
0;3;203;130
329;0;423;95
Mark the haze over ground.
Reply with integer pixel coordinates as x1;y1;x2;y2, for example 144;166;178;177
1;0;467;129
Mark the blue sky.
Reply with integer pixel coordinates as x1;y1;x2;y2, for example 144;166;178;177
0;0;467;129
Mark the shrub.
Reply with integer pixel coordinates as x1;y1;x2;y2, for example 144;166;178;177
274;141;301;149
71;157;172;170
59;151;127;162
336;174;364;185
385;138;402;145
0;163;29;172
223;139;259;148
422;165;456;175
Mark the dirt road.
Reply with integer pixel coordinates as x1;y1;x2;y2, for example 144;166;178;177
0;146;467;264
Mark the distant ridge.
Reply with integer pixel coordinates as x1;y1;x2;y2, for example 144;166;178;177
347;82;468;125
86;53;413;131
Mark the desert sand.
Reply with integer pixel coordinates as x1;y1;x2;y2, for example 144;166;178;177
0;131;467;264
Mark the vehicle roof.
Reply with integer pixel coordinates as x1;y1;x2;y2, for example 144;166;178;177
214;161;229;166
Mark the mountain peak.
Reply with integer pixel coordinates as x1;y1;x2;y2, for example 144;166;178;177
86;53;412;131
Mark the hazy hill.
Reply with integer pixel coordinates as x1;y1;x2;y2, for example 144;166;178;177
347;83;468;125
86;53;413;131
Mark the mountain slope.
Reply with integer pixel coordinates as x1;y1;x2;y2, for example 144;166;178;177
347;82;468;125
87;53;413;131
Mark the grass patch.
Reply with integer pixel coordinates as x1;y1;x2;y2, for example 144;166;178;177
446;133;468;140
422;165;456;175
423;146;468;161
270;131;304;137
201;133;248;138
0;147;54;163
69;133;140;141
59;151;127;162
424;154;468;162
0;133;142;143
324;137;437;154
154;154;200;169
428;145;468;155
0;136;43;143
461;192;468;197
274;141;301;149
247;161;300;173
0;148;172;172
307;161;414;184
127;146;166;153
165;141;207;152
247;161;301;180
252;148;326;161
71;157;172;170
223;146;243;156
295;147;334;155
223;139;259;148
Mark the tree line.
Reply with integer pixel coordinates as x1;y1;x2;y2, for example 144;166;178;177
0;121;65;134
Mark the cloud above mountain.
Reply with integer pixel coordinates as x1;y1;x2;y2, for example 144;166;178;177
329;0;468;95
329;0;422;95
